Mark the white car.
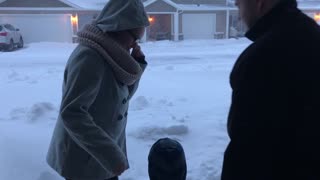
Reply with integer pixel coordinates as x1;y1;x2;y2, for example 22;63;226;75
0;24;24;51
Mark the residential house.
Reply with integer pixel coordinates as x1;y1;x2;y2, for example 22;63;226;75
227;0;320;38
0;0;82;43
1;0;320;44
68;0;231;41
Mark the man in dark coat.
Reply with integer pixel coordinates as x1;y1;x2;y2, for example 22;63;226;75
222;0;320;179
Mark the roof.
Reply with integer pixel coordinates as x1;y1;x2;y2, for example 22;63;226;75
0;0;81;10
67;0;229;11
178;4;230;11
144;0;180;9
0;0;75;8
227;0;320;10
4;0;316;12
172;0;226;5
144;0;229;11
66;0;109;10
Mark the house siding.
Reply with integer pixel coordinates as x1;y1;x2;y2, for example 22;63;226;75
78;12;98;30
0;10;77;14
145;0;177;12
172;0;226;5
0;0;72;8
216;10;226;33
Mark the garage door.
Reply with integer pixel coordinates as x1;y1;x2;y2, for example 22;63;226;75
182;13;216;39
0;14;73;43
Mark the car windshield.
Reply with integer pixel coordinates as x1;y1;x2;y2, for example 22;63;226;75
4;24;15;31
0;26;3;31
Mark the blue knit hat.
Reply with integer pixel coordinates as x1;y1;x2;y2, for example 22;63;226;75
148;138;187;180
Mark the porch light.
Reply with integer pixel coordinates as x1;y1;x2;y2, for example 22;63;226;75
71;14;78;25
314;13;320;22
149;17;154;23
71;14;79;41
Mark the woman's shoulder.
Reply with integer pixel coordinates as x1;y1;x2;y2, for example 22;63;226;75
71;45;104;61
66;45;108;70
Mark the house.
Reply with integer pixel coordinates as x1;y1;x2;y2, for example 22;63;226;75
227;0;320;38
68;0;231;41
298;0;320;24
1;0;320;44
146;0;320;40
143;0;229;41
0;0;81;43
72;0;320;42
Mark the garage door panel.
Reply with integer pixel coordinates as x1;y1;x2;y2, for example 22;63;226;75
0;14;73;43
182;13;216;39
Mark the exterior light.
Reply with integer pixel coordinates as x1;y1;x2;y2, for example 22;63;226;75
71;14;78;25
314;13;320;22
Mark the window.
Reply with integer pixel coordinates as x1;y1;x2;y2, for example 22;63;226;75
0;26;3;31
4;24;16;31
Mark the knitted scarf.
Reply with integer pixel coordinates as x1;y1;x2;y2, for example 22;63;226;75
77;24;143;86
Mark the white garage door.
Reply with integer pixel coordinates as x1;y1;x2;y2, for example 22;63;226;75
0;14;73;43
182;13;216;39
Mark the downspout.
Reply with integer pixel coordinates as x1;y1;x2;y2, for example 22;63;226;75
226;9;230;39
177;9;183;41
174;9;183;41
225;0;230;39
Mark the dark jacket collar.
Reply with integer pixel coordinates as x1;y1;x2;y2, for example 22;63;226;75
245;0;298;41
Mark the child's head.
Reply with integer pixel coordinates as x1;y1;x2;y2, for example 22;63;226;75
148;138;187;180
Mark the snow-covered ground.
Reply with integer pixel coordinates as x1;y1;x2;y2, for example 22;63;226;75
0;39;250;180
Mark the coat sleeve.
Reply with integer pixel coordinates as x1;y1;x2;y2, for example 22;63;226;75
60;48;127;174
128;56;147;100
224;50;290;178
224;71;274;178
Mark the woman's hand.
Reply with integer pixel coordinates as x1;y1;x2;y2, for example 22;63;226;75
113;162;127;176
131;42;145;59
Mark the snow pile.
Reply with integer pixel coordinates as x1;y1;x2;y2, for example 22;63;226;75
131;96;151;111
0;38;250;180
130;124;189;141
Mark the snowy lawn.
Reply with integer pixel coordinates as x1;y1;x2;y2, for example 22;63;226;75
0;39;250;180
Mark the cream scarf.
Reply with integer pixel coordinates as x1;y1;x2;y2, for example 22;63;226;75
77;24;143;85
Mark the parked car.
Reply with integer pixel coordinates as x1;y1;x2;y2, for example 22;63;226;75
0;24;24;51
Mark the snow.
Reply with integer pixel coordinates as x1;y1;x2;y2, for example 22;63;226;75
0;38;250;180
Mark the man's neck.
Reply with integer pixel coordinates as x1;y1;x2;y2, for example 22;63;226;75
245;0;298;41
259;0;280;20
